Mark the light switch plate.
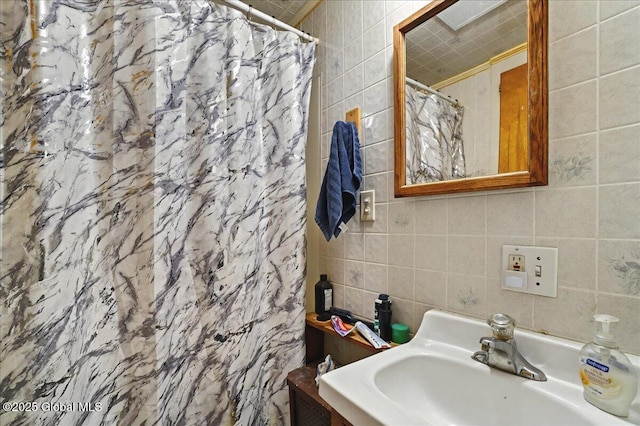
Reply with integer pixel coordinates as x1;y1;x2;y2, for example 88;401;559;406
501;245;558;297
360;190;375;222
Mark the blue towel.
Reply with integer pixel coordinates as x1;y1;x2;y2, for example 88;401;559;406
315;121;362;241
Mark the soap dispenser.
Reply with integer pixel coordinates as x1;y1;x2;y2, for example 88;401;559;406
578;314;637;417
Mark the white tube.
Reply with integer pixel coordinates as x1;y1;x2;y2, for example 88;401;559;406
355;322;391;349
222;0;318;43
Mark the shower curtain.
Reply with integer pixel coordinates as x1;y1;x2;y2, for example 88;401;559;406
405;83;466;183
0;1;315;425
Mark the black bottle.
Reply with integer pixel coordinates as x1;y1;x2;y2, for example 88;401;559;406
314;274;333;314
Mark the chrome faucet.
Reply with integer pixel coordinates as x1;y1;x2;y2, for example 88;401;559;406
472;313;547;382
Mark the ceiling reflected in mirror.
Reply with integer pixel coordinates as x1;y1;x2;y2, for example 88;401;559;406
405;0;527;87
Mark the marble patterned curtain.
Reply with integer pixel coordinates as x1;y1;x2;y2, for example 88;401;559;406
405;84;466;183
0;1;315;424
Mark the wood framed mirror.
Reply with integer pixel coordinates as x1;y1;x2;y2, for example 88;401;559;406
394;0;547;197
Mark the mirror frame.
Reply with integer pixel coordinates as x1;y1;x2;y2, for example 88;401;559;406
393;0;548;197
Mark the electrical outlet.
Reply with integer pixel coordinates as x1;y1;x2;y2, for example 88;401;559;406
502;245;558;298
508;254;524;272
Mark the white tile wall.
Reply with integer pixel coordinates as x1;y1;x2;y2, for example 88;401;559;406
303;0;640;355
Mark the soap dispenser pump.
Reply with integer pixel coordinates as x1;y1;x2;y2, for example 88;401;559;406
578;314;637;417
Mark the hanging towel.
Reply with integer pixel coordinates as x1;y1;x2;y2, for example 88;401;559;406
315;121;362;241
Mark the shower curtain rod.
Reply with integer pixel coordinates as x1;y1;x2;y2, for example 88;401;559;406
222;0;318;43
406;77;459;106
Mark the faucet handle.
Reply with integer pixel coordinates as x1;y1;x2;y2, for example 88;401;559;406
488;313;515;341
479;337;495;351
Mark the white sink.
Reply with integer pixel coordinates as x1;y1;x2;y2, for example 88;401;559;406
319;310;640;426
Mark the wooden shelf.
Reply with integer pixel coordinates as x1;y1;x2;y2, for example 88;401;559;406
305;312;396;357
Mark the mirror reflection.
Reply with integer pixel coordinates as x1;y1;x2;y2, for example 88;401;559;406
404;0;528;184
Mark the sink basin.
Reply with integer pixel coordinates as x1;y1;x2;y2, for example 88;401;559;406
375;353;596;425
319;310;640;426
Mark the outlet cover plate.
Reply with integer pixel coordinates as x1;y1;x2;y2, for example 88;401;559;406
502;245;558;297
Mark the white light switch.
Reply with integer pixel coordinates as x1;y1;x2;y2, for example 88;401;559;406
501;245;558;298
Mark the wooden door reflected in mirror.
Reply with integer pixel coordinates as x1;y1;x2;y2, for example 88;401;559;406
499;63;528;174
394;0;548;197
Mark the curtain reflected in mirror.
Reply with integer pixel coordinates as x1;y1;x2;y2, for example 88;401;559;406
405;82;466;183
